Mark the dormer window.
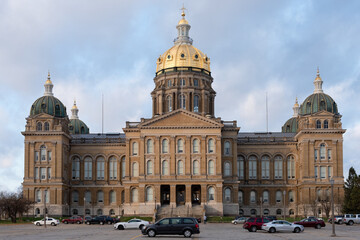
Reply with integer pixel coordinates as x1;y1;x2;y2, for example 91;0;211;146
324;120;329;129
316;120;321;129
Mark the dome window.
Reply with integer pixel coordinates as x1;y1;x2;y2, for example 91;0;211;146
167;55;171;60
180;53;185;58
41;103;46;109
158;57;162;63
320;100;326;111
195;54;199;59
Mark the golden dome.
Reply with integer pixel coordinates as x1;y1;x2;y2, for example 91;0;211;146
178;18;189;25
45;71;52;84
72;100;78;109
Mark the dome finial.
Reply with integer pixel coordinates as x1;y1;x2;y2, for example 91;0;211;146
44;71;54;96
180;4;186;18
313;66;323;93
293;97;299;117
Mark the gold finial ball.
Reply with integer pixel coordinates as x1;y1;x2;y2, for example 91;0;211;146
181;11;185;17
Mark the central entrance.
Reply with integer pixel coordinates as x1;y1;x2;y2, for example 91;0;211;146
191;185;201;205
161;185;170;205
176;185;185;205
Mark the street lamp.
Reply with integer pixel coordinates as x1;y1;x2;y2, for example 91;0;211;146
260;197;263;218
84;197;86;223
283;190;286;220
330;179;336;237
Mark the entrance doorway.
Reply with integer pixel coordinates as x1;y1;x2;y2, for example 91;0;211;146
176;185;185;205
191;185;201;205
161;185;170;205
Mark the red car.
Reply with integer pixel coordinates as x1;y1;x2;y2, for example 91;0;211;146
62;216;83;224
243;217;272;232
293;218;326;229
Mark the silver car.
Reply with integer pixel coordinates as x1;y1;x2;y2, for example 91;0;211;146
232;217;247;225
262;220;304;233
114;218;149;230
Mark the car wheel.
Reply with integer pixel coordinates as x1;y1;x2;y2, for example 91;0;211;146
51;222;55;226
338;220;343;224
107;221;112;225
100;221;104;225
315;224;321;229
139;224;144;229
269;227;276;233
64;221;68;224
86;222;91;225
117;225;124;230
251;226;257;232
348;221;354;226
36;222;41;226
183;229;192;238
76;221;81;224
294;227;300;233
147;229;156;237
234;222;237;225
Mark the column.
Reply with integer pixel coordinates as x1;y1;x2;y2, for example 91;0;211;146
185;136;191;175
170;185;176;207
201;136;206;175
186;185;192;207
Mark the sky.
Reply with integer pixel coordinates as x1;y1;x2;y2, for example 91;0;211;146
0;0;359;192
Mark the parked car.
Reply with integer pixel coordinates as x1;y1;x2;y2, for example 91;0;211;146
343;214;360;225
114;218;150;230
293;218;326;229
85;216;116;225
266;216;277;221
232;217;247;225
328;215;344;224
61;216;83;224
33;217;60;226
141;217;200;238
262;220;304;233
243;217;272;232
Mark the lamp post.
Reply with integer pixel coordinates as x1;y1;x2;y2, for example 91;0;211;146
330;179;336;237
283;190;286;220
43;190;47;229
84;197;86;223
260;197;263;218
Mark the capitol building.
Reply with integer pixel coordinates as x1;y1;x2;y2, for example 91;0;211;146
22;10;345;218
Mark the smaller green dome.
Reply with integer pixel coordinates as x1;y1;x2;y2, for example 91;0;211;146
69;119;89;134
299;93;338;115
30;96;67;118
282;117;298;133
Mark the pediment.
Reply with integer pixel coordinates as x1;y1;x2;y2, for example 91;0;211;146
311;110;334;117
28;112;55;119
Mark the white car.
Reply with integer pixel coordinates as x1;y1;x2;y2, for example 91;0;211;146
232;217;247;225
262;220;304;233
114;218;149;230
33;217;60;226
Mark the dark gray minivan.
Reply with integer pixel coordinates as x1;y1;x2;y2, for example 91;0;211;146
141;217;200;237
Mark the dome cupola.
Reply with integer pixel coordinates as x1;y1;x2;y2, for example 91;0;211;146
68;100;89;134
282;98;299;133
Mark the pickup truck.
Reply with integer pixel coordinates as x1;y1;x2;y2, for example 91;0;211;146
343;214;360;225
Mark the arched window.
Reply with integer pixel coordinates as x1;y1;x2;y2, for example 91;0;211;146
72;191;79;203
249;156;257;179
36;190;42;202
263;191;269;203
287;155;295;179
320;101;326;111
97;209;103;215
167;95;172;112
109;191;116;204
208;187;215;201
276;191;282;203
109;209;115;216
208;139;215;153
44;122;49;131
81;127;85;134
193;160;200;175
132;142;138;156
162;160;169;175
239;209;244;216
316;120;321;129
35;208;40;215
84;157;92;180
131;188;138;203
193;139;199;153
224;188;231;203
85;209;90;215
224;162;231;176
146;187;153;202
320;144;326;159
224;141;231;155
274;156;283;179
237;156;244;179
276;209;282;215
40;145;46;161
45;190;49;203
147;139;154;154
289;209;295;215
177;139;184;153
73;209;78;215
238;191;243;204
147;160;153;175
97;191;104;203
85;191;91;203
177;160;184;175
261;156;270;179
109;156;117;180
96;157;105;180
306;102;311;113
208;160;214;175
288;191;294;202
250;209;257;215
179;94;186;109
193;95;199;112
36;122;42;131
250;191;256;203
324;120;329;129
121;157;126;179
264;209;270;215
132;162;139;177
72;157;80;180
162;139;169;153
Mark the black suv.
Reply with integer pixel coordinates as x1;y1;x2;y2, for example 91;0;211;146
141;217;200;238
85;216;116;225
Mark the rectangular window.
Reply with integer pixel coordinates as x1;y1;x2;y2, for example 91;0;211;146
328;166;332;178
314;150;318;161
238;160;244;179
35;167;39;179
110;161;117;180
41;148;46;161
35;151;39;162
320;166;326;179
47;168;51;179
194;79;199;86
249;160;257;179
97;161;104;180
274;160;283;179
121;160;126;179
84;161;92;180
48;151;52;161
315;166;318;178
41;167;46;180
328;149;332;160
262;161;270;179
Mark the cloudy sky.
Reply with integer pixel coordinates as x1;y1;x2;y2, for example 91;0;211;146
0;0;359;192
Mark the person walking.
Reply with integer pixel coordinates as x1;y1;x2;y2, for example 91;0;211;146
204;215;207;224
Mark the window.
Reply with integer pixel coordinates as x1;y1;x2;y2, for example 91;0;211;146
208;160;214;175
146;187;153;202
35;167;39;179
208;187;215;201
35;208;40;215
194;79;199;86
97;191;104;203
36;190;41;202
315;166;318;178
180;78;185;86
328;149;332;160
208;139;215;153
84;157;92;180
316;120;321;129
121;157;126;179
131;188;138;203
35;151;39;162
251;209;257;215
193;160;199;175
276;209;282;215
97;209;103;215
47;168;51;179
40;146;46;161
250;191;256;203
132;142;138;156
45;190;49;203
264;209;270;215
162;139;169;153
162;160;169;175
274;156;283;179
320;166;326;179
238;191;243;203
287;155;295;179
263;191;269;203
224;188;231;203
261;156;270;179
224;162;231;176
276;191;282;203
317;189;322;201
320;101;326;111
47;151;51;161
180;94;186;109
315;149;318;161
147;160;153;175
224;141;231;155
324;120;328;129
85;191;91;203
109;191;116;204
109;209;115;215
320;144;326;159
85;209;90;214
36;122;42;131
147;139;154;154
44;122;49;131
109;157;117;180
166;95;172;112
72;191;79;203
177;160;184;175
97;157;105;180
167;80;172;87
193;95;199;112
328;166;332;178
72;157;80;180
289;209;295;215
193;139;199;153
177;139;184;153
132;162;139;177
288;191;294;202
40;167;46;179
249;156;257;179
237;156;244;179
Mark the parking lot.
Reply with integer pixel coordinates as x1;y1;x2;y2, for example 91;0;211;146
0;222;360;240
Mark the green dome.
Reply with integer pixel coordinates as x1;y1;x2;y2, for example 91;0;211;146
30;96;67;118
299;93;338;115
69;119;89;134
282;117;298;133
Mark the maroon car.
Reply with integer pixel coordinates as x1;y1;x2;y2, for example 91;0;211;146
62;216;83;224
294;218;326;229
243;217;272;232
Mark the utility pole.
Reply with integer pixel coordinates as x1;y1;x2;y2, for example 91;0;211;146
84;197;86;223
283;190;286;220
260;197;263;218
330;179;336;237
44;190;47;228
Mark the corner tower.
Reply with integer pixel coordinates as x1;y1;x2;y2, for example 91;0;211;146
152;10;216;117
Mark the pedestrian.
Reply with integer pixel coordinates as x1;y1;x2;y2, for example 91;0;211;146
204;215;207;224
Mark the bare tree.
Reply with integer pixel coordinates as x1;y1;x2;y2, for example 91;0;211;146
299;201;309;218
310;199;318;217
319;192;331;218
